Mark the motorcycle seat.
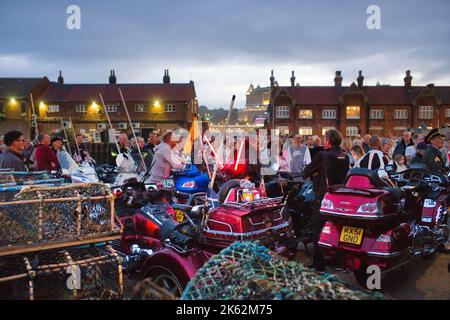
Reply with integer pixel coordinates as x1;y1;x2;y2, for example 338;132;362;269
171;203;193;212
382;187;405;202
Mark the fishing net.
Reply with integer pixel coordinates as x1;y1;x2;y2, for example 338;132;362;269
0;245;122;300
182;241;385;300
0;183;120;251
129;278;178;300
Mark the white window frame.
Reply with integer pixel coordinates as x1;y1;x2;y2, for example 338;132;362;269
370;109;384;119
394;109;408;120
322;126;335;136
165;104;176;113
105;104;118;113
346;126;359;137
298;109;313;119
445;108;450;118
76;104;87;113
276;126;289;135
276;106;289;119
322;109;336;119
419;106;433;119
299;127;313;135
48;104;60;113
346;106;360;120
135;104;145;113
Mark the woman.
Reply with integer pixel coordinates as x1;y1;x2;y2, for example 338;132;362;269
350;145;364;168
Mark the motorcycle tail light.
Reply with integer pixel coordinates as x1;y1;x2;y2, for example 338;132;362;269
321;198;334;210
376;234;392;243
357;202;380;214
322;225;331;234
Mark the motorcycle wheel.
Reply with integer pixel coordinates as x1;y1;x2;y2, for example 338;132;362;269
150;269;184;298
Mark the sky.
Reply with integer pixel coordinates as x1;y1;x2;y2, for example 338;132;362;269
0;0;449;108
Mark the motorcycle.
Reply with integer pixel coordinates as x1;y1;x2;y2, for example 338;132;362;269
318;165;449;288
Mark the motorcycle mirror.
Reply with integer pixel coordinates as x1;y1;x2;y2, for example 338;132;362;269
377;169;389;179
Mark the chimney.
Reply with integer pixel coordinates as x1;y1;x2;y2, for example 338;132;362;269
57;70;64;85
404;70;412;88
109;70;117;84
270;70;275;88
334;70;342;87
290;71;296;87
163;69;171;84
357;70;364;88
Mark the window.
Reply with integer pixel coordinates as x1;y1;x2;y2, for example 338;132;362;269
165;104;176;113
446;109;450;118
135;104;145;112
419;106;433;119
76;104;87;113
48;104;60;113
394;109;408;119
105;104;118;113
346;106;360;119
276;126;289;135
322;126;335;136
299;127;313;135
298;109;313;119
370;109;384;119
276;106;289;119
346;126;359;137
322;109;336;119
21;102;27;115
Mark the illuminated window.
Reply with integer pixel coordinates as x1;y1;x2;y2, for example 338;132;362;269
419;106;433;119
165;104;176;113
394;110;408;119
48;105;60;113
276;106;289;119
299;109;313;119
299;127;313;135
322;109;336;119
370;109;384;119
76;104;87;113
322;126;335;136
106;104;118;113
446;109;450;118
346;106;360;119
276;126;289;135
346;126;359;137
135;104;145;112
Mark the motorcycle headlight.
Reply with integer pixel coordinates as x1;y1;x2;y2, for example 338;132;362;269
182;181;196;188
321;198;334;210
357;202;380;214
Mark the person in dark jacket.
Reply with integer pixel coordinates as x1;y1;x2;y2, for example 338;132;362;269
422;128;446;174
303;129;350;272
0;130;27;171
393;131;414;157
410;142;428;165
111;133;131;165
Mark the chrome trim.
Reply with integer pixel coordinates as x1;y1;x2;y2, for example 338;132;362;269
206;219;233;233
203;221;289;237
367;248;411;258
320;209;390;220
318;241;332;248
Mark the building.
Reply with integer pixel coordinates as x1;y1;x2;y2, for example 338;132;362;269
270;70;450;138
0;77;50;138
237;84;271;126
36;70;198;142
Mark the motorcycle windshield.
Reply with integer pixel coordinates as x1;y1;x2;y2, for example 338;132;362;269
57;150;79;174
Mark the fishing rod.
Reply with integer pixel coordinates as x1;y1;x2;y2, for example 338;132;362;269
29;93;39;137
60;118;72;157
118;87;147;172
69;118;81;158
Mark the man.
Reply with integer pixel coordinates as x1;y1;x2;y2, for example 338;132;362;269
148;131;184;184
287;134;311;175
393;130;414;157
423;128;446;174
145;132;161;155
71;134;90;163
0;130;27;171
51;136;64;153
131;136;153;172
362;134;372;153
380;138;393;163
21;138;35;166
35;133;59;171
358;135;389;170
111;133;131;165
405;134;425;164
304;129;350;272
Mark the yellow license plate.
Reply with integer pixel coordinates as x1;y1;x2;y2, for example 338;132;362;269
175;210;185;222
339;226;364;245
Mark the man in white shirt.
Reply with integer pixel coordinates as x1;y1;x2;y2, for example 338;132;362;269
148;131;184;184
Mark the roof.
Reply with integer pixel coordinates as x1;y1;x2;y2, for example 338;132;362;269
40;82;197;103
273;85;450;105
0;78;47;98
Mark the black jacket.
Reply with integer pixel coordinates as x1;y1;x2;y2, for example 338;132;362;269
303;147;349;198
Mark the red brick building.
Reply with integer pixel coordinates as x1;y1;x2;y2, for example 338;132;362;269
271;70;450;138
36;70;198;142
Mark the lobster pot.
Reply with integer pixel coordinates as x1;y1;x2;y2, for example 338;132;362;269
0;183;121;257
0;245;123;300
0;171;62;187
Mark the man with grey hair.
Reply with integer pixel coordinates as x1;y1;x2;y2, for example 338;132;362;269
393;130;414;157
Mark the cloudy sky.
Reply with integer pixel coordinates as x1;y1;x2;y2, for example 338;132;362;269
0;0;449;108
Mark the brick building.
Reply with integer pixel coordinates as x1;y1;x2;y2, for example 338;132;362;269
36;70;198;142
237;84;271;126
270;70;450;138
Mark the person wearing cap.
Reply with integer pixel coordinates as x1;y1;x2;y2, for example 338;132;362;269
35;133;60;171
423;128;446;174
0;130;27;171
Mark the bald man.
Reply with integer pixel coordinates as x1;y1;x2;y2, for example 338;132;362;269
110;133;131;165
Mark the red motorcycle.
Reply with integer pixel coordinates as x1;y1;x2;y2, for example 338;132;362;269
318;165;449;288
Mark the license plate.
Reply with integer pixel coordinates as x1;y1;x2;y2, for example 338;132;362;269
339;226;364;245
162;178;175;188
175;210;185;222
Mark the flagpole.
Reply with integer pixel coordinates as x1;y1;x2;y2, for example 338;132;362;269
118;87;147;172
